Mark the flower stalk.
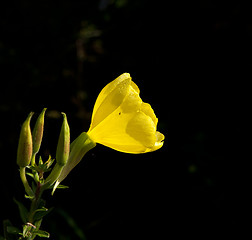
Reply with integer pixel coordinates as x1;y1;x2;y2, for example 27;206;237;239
19;167;34;198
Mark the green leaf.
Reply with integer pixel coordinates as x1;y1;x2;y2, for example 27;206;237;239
55;184;69;189
33;207;53;221
24;194;34;200
49;183;69;190
3;220;20;240
6;226;21;235
25;171;34;178
39;156;43;165
35;206;48;212
57;208;87;240
13;198;28;223
45;156;55;168
51;182;69;195
33;230;50;238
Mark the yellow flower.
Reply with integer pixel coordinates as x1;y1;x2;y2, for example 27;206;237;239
87;73;164;153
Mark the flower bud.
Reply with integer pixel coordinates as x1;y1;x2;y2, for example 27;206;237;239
32;108;46;155
56;113;70;166
17;112;33;167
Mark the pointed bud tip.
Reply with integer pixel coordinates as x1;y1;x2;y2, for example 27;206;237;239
61;112;67;118
41;108;47;115
27;112;34;121
32;108;47;158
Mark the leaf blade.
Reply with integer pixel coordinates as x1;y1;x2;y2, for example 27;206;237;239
13;198;28;223
33;230;50;238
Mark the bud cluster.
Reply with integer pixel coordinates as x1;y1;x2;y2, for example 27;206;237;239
13;108;96;240
17;108;96;200
17;109;71;196
13;109;96;239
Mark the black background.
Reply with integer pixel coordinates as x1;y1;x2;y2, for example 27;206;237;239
0;1;249;239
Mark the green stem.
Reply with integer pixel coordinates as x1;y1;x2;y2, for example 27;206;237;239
28;183;43;223
20;167;34;197
42;163;64;190
25;182;44;240
30;154;36;166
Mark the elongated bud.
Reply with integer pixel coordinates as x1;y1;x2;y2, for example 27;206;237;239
32;108;46;155
56;113;70;166
17;112;33;167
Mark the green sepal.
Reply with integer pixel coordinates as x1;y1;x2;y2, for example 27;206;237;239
13;198;28;224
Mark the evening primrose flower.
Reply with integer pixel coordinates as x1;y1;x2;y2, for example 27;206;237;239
87;73;164;153
52;73;164;191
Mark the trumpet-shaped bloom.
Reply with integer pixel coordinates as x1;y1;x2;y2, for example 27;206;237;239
87;73;164;153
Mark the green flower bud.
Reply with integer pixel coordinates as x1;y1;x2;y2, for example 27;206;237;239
17;112;33;167
56;113;70;166
32;108;46;155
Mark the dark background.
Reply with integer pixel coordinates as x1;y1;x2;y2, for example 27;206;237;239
0;0;249;239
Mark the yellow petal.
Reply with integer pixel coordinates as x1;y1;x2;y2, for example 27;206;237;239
88;107;160;154
89;73;131;130
120;85;142;113
146;131;165;152
140;102;158;126
126;111;156;148
88;82;144;151
92;73;131;113
130;80;140;94
88;108;142;153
